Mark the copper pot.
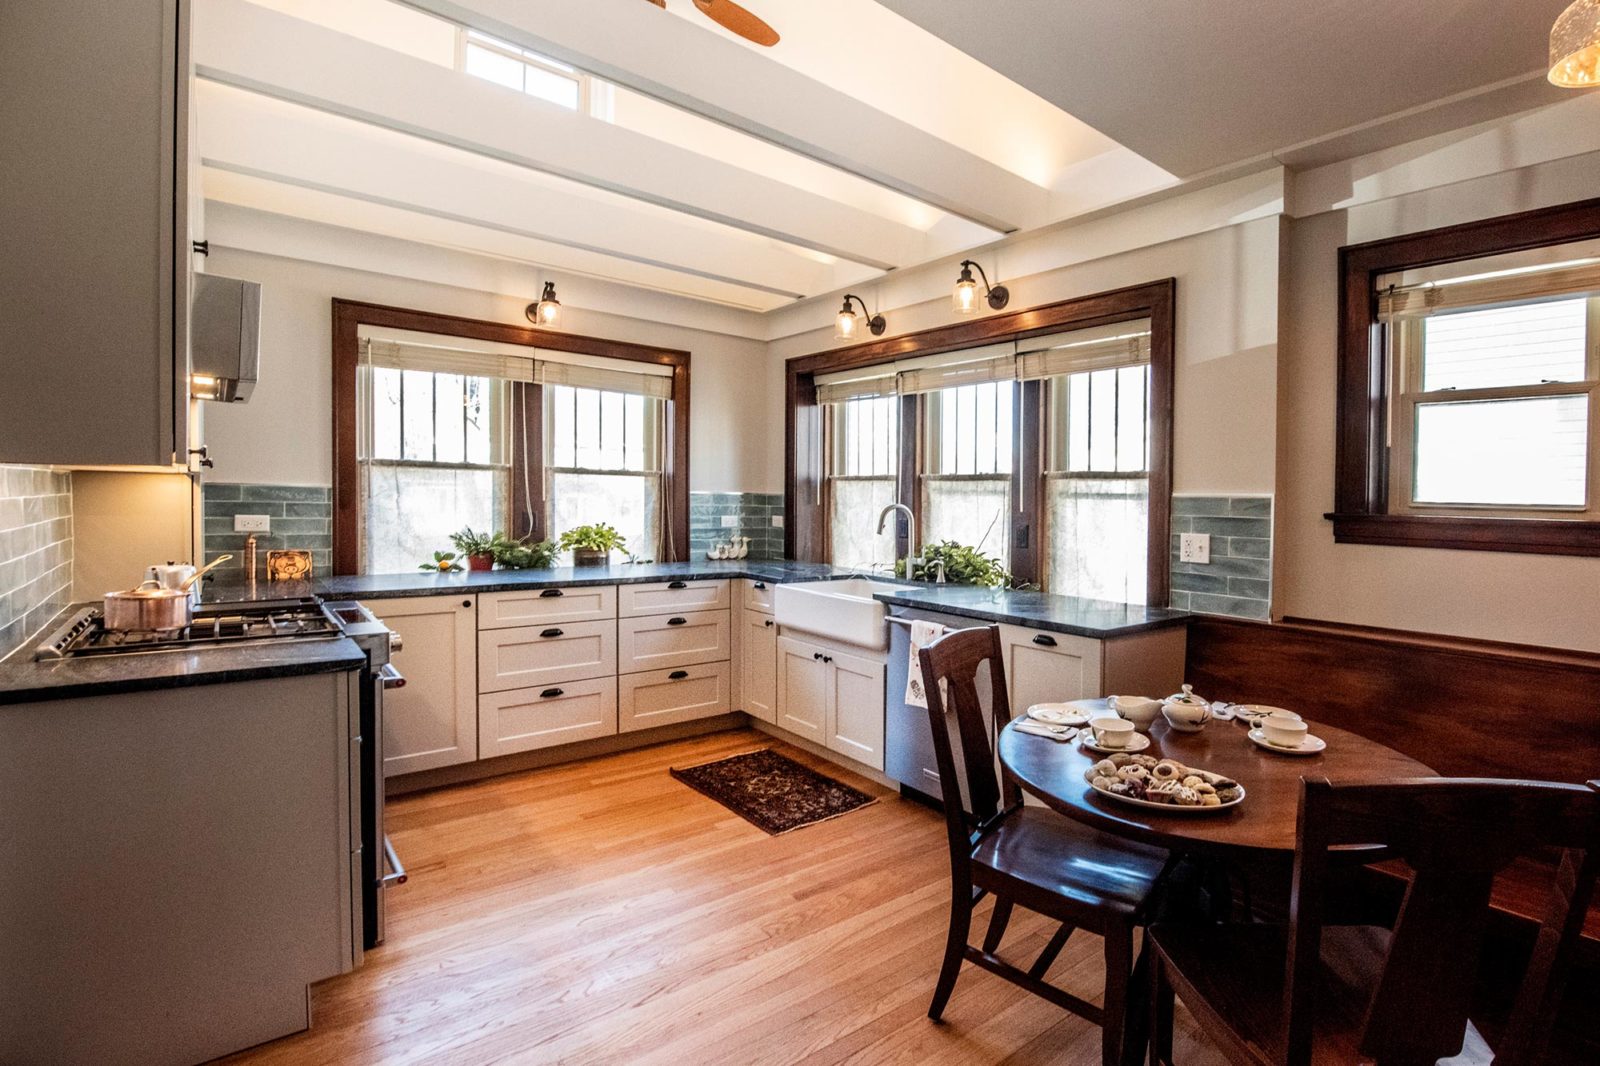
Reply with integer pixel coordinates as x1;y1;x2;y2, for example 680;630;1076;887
103;555;232;631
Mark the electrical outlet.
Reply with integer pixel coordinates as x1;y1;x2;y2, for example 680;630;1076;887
720;515;738;528
1179;532;1210;564
770;515;783;528
234;514;271;533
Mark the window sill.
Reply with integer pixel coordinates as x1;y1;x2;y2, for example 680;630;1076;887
1325;512;1600;557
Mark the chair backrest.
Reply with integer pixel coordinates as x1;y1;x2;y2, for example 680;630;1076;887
918;626;1015;870
1283;777;1600;1066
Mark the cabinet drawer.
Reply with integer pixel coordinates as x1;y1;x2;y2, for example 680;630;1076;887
618;610;730;673
479;585;616;629
618;580;729;617
479;678;618;758
743;579;775;614
618;662;731;732
478;620;617;693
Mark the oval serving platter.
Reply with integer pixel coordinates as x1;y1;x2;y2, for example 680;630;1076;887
1087;766;1246;814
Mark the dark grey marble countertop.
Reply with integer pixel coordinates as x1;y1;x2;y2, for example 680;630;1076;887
0;603;367;706
872;584;1191;638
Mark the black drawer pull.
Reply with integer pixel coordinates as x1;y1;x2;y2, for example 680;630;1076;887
668;670;689;680
540;688;564;699
764;619;774;628
667;580;688;589
753;582;767;590
667;616;687;626
539;589;564;598
1032;634;1057;647
813;652;823;660
823;655;833;663
540;628;564;638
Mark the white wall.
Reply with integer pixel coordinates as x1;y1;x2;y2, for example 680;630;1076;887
1273;112;1600;653
201;247;778;492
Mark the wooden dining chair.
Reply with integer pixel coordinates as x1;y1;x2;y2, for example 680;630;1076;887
918;625;1171;1066
1147;776;1600;1066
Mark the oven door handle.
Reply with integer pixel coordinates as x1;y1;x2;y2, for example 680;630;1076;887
379;663;406;689
382;836;408;886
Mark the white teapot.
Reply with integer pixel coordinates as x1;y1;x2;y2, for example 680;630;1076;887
1161;684;1212;732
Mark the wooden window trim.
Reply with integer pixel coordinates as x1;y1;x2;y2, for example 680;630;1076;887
332;299;690;574
1332;197;1600;557
785;279;1175;603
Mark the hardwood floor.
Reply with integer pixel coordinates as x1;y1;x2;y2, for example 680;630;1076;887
220;729;1229;1065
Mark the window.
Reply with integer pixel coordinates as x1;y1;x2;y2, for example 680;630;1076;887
1334;202;1600;555
922;381;1014;561
1035;323;1153;603
459;30;585;111
361;358;515;575
825;396;899;570
546;384;665;561
336;306;689;576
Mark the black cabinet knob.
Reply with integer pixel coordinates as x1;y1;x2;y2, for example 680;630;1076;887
462;599;473;608
667;617;687;626
539;589;564;598
540;628;564;638
813;652;822;660
540;688;564;699
1032;633;1058;647
823;655;833;663
668;670;689;680
764;619;774;628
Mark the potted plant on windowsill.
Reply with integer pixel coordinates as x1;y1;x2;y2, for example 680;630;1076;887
559;523;627;567
897;540;1030;590
449;528;499;572
492;535;559;570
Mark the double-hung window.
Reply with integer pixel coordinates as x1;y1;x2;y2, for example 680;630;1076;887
1023;322;1153;603
820;388;899;570
1381;253;1600;518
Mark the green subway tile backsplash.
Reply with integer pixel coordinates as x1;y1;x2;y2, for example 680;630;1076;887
690;492;784;560
0;465;74;659
202;483;332;579
1169;495;1271;621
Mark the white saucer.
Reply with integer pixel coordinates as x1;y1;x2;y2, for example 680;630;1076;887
1248;729;1325;756
1027;702;1093;727
1080;731;1152;755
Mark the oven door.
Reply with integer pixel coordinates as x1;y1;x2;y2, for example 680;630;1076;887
365;661;408;949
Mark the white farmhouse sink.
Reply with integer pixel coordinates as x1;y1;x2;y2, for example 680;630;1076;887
773;578;900;651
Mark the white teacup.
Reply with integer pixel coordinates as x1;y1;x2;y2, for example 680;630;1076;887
1110;695;1162;733
1089;716;1137;749
1262;712;1309;749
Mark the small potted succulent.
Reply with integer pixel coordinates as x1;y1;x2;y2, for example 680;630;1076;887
559;523;627;567
449;528;499;571
492;535;559;570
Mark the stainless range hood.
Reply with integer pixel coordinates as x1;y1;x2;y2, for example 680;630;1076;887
191;274;261;403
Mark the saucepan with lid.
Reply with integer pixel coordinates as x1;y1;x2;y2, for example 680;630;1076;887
103;556;232;631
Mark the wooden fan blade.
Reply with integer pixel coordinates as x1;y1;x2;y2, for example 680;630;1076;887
693;0;779;47
643;0;666;7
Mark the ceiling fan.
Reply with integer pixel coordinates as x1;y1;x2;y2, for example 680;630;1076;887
643;0;780;48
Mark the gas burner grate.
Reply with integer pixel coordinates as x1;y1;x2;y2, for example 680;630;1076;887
34;600;343;660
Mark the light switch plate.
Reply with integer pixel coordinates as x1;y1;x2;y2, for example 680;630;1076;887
1179;532;1210;564
720;515;738;528
234;514;271;533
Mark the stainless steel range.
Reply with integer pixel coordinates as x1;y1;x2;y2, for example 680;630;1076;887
31;595;408;950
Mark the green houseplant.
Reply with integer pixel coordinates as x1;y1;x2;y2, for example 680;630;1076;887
418;550;465;573
558;523;628;567
448;528;499;571
492;536;559;570
896;540;1027;589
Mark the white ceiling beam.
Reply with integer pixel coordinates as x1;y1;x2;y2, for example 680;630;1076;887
196;82;882;300
402;0;1051;233
204;201;772;337
194;0;928;270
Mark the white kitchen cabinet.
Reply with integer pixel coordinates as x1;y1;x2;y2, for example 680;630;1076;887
998;623;1187;715
478;585;616;629
776;635;885;770
739;606;778;724
1;0;192;467
478;619;617;692
618;662;731;732
479;677;617;758
618;579;730;617
374;596;478;775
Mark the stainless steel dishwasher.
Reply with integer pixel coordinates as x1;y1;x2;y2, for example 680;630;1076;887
884;607;993;805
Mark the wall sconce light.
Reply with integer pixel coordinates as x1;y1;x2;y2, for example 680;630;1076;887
526;281;562;327
952;260;1010;315
834;293;886;341
1550;0;1600;87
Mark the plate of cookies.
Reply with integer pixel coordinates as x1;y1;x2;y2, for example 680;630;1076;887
1081;753;1245;812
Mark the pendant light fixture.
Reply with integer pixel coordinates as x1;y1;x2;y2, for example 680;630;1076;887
526;281;562;327
1550;0;1600;87
951;260;1010;315
834;293;886;341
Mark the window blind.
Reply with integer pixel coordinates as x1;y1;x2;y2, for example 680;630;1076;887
1378;260;1600;320
537;360;672;400
814;367;897;406
894;342;1017;395
361;337;537;383
1016;323;1151;380
358;327;674;398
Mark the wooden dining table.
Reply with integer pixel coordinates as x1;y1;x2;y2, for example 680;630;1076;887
998;700;1436;858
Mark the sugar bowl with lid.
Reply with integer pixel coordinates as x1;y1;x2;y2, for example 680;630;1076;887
1161;684;1213;732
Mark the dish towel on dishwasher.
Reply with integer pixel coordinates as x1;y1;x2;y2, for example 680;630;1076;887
904;620;948;709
